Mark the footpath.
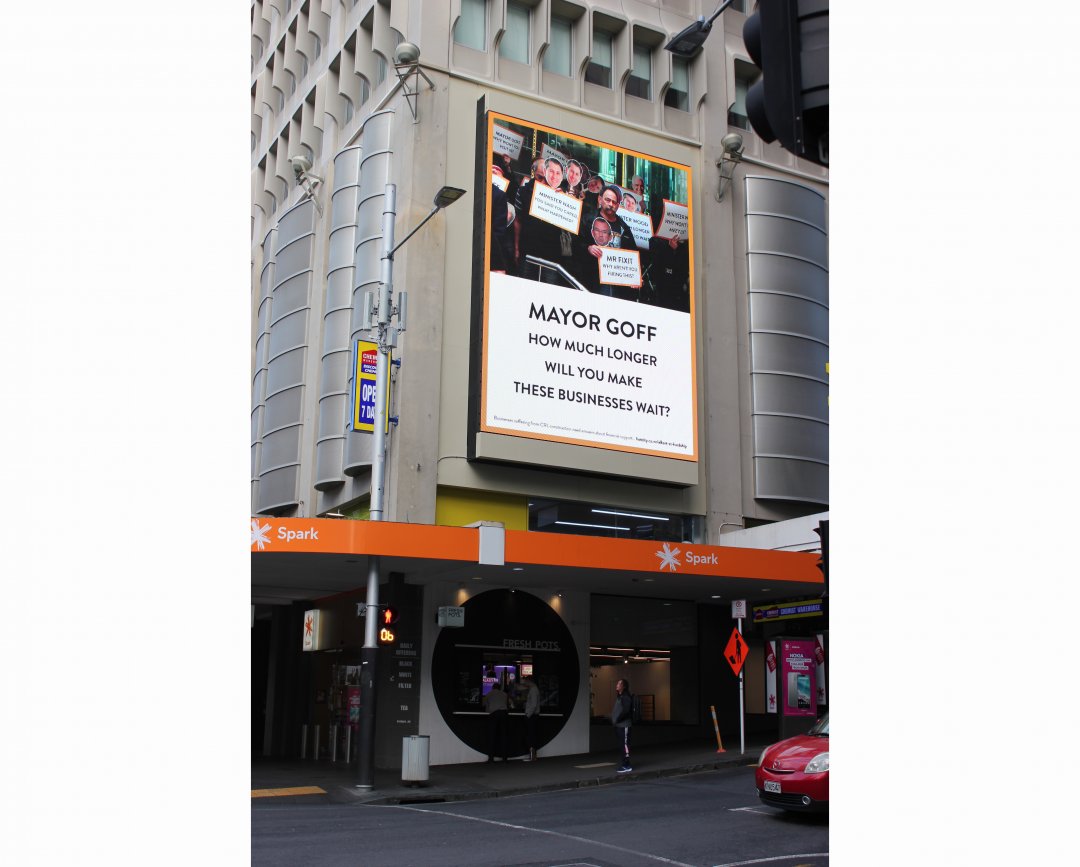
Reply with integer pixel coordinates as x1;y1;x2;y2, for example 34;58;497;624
252;735;771;807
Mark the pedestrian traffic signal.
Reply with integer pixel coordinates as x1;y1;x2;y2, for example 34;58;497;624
814;519;829;596
377;605;400;645
742;0;829;166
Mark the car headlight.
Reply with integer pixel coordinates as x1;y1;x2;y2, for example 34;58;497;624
804;752;829;774
757;747;769;767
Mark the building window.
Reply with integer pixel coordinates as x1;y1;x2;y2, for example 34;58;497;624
585;29;612;87
728;64;753;129
500;1;531;64
544;14;573;77
626;40;651;100
664;55;690;111
454;0;487;51
528;498;693;543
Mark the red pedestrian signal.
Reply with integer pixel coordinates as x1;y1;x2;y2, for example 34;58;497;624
378;605;399;645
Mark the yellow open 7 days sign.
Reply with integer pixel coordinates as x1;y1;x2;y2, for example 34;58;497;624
352;340;391;433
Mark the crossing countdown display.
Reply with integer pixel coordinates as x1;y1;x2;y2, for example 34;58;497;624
378;605;400;645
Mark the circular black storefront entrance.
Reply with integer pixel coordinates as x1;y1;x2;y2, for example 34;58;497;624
431;589;579;757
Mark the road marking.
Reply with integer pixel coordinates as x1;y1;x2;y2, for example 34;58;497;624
251;786;327;798
711;854;828;867
729;806;776;815
574;762;616;769
387;804;695;867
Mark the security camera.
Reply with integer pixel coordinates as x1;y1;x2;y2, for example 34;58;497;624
289;154;313;175
394;41;420;65
720;133;744;155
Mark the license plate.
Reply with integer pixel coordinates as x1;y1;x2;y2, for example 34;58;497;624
764;780;781;793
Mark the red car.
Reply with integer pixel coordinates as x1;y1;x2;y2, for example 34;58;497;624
754;713;829;812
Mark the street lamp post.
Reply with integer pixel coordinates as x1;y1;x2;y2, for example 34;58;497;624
355;182;466;790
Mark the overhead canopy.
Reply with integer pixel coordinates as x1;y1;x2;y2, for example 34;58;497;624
251;517;823;606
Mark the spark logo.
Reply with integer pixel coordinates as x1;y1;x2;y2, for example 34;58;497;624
656;543;681;572
251;519;272;550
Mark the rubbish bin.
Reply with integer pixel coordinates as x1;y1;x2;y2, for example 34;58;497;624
401;735;430;784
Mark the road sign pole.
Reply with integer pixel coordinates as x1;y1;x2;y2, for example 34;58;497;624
738;616;745;755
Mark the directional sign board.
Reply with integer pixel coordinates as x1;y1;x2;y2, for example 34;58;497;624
724;627;749;676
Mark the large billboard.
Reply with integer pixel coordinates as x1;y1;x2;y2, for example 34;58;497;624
477;111;698;462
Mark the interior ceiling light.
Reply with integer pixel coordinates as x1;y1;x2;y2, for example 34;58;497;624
556;520;629;531
591;508;670;522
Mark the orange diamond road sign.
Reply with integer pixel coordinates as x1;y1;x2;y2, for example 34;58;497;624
724;627;748;676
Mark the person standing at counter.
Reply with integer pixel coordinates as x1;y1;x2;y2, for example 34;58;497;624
522;678;541;762
612;678;634;773
484;681;510;762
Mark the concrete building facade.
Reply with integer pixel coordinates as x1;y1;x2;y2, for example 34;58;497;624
250;0;828;768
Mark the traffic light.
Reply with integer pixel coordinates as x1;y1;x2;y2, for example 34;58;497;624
377;605;400;645
742;1;829;166
814;519;829;596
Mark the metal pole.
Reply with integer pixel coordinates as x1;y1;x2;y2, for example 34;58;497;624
738;615;745;755
356;183;397;790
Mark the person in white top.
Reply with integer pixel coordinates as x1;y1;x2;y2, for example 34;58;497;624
522;678;541;761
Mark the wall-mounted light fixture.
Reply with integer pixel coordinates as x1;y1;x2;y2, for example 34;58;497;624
393;42;436;122
290;154;324;214
716;133;745;202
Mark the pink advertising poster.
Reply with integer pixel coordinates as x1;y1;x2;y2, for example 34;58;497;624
780;639;817;717
765;640;778;714
348;686;361;728
814;633;827;706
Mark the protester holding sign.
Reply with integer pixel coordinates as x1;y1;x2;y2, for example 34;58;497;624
587;185;635;252
571;216;615;296
516;157;578;283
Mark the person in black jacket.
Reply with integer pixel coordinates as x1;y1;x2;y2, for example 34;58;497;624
611;678;633;773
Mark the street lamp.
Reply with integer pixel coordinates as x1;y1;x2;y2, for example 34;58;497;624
356;182;467;790
664;0;736;57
